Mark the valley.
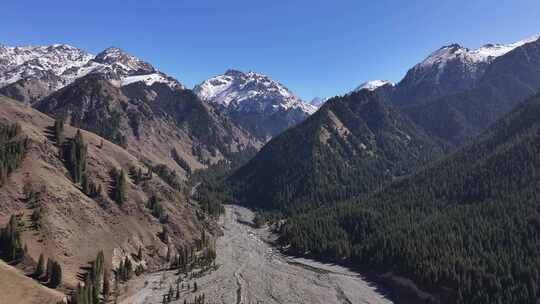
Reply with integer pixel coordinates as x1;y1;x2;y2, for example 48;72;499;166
120;205;392;304
1;16;540;304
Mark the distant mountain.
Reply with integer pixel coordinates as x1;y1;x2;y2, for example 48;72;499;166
393;34;540;105
229;90;444;213
308;96;328;108
0;45;260;172
280;92;540;304
0;45;181;104
403;35;540;145
194;69;317;140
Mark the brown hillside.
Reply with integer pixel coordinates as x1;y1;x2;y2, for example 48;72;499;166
0;95;209;289
0;260;65;304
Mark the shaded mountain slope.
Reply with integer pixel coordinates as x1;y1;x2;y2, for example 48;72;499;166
281;93;540;304
229;90;444;213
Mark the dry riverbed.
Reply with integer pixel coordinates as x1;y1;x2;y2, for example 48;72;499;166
120;205;393;304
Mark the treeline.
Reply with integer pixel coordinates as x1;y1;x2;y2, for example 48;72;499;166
0;123;29;187
0;215;25;261
279;94;540;304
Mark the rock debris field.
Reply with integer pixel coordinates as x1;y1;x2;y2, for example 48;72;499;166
120;205;393;304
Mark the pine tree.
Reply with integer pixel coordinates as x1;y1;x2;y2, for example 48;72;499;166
49;260;62;288
112;169;126;205
125;257;132;280
54;118;64;146
102;268;110;302
81;174;90;195
34;253;45;278
160;225;169;244
46;257;53;282
0;215;24;261
90;250;105;304
65;130;87;184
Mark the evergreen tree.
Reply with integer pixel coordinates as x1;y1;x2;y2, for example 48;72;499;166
0;123;29;188
111;169;126;205
65;130;87;184
46;257;53;282
49;259;62;288
0;215;24;261
53;118;64;146
102;268;110;302
34;253;45;278
81;174;90;195
160;225;169;244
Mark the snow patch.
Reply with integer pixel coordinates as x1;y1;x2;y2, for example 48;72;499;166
355;80;393;92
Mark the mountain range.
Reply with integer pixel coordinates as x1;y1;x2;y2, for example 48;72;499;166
2;32;540;304
0;45;323;172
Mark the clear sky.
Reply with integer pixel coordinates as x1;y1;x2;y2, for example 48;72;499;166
2;0;540;100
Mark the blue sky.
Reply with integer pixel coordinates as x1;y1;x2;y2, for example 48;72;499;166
2;0;539;100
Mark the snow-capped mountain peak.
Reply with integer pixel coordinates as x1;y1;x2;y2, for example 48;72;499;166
0;44;183;95
416;34;540;72
93;47;156;76
355;80;394;92
0;44;94;86
194;69;316;114
394;33;540;104
194;69;317;139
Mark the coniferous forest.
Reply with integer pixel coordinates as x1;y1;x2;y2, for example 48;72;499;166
277;94;540;304
0;123;29;187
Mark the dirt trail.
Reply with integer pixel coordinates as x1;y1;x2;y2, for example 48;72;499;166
120;205;393;304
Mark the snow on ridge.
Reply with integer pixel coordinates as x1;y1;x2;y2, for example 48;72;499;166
469;34;540;61
417;33;540;70
0;43;184;91
355;80;394;92
194;69;316;115
120;73;182;89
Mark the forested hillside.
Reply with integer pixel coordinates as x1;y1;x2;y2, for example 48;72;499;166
229;90;444;213
0;96;214;301
280;93;540;304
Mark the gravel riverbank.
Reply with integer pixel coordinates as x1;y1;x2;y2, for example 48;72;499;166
120;205;393;304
